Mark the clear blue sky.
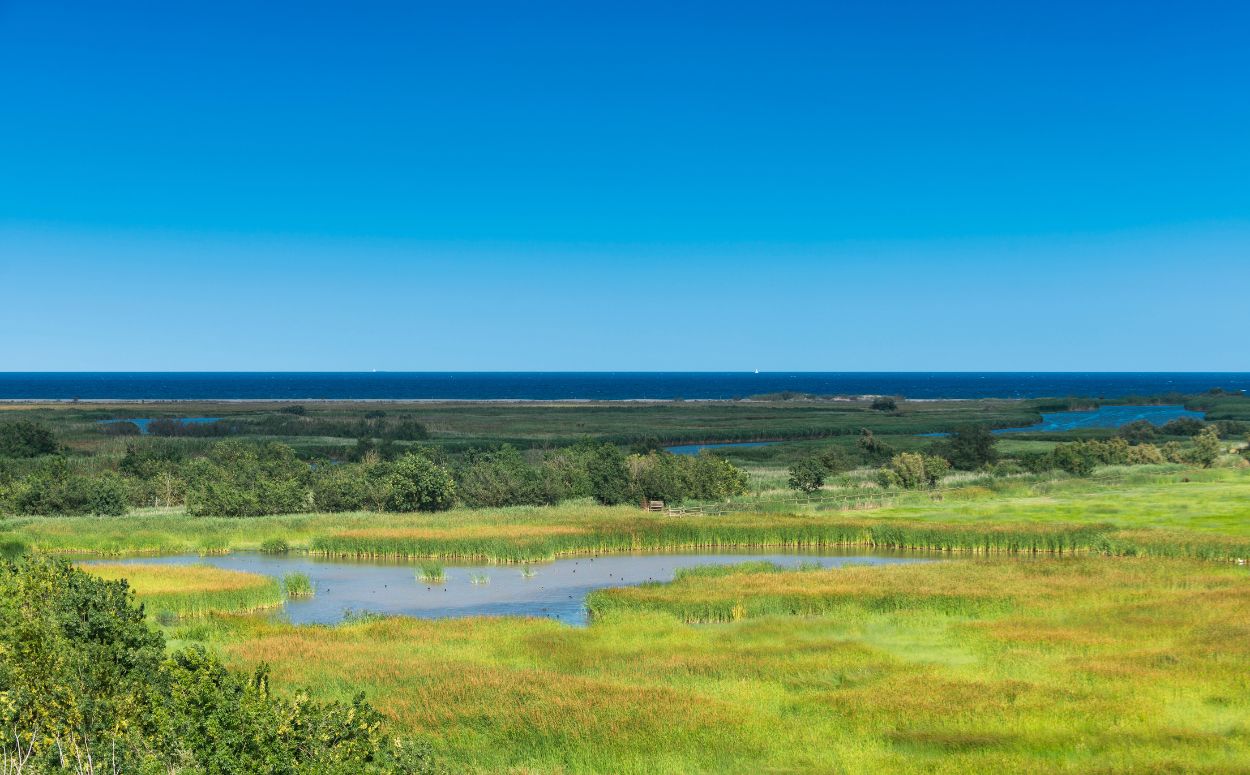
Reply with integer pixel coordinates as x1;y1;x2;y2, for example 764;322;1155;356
2;0;1247;371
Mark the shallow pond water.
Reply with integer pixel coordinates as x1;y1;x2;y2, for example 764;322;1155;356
90;550;921;626
665;441;778;455
98;417;221;434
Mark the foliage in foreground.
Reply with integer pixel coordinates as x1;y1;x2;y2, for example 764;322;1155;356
0;555;436;773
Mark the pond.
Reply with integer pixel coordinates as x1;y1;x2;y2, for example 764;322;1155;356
919;404;1206;437
99;417;221;434
90;550;921;626
665;441;778;455
993;404;1205;434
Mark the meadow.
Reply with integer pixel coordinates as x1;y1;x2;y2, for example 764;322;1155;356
7;395;1250;772
11;466;1249;562
152;555;1248;773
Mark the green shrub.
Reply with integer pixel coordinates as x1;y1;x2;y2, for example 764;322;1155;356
1160;417;1205;436
1189;426;1222;468
0;421;57;458
10;459;128;516
385;453;455;512
0;556;435;772
586;443;632;505
1050;443;1096;476
935;425;998;470
185;441;311;517
787;457;827;493
1118;420;1158;443
877;452;949;489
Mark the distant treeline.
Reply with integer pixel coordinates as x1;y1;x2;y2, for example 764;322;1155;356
0;428;748;516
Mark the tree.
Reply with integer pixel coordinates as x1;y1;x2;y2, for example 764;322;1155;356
586;444;631;505
870;396;898;412
787;458;827;493
0;421;57;458
1050;443;1095;476
877;453;949;489
385;452;456;512
1117;420;1158;444
1160;417;1206;437
938;425;998;470
184;441;310;517
857;428;894;464
1189;426;1222;468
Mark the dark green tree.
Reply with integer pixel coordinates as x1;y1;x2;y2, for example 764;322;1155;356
0;421;57;458
586;444;632;505
385;452;456;512
787;457;827;493
938;425;998;470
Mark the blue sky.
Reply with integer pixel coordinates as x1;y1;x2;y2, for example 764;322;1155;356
2;0;1247;370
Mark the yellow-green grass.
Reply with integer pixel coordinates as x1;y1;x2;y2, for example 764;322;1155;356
178;556;1250;773
6;466;1250;562
83;563;283;620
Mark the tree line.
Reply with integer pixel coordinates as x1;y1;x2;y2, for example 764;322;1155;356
0;421;749;517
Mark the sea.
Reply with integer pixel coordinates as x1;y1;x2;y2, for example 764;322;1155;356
0;373;1246;401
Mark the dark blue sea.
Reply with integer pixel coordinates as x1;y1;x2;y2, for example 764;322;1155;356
0;373;1246;401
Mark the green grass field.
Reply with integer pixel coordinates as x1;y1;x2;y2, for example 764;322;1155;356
161;555;1247;773
5;410;1249;772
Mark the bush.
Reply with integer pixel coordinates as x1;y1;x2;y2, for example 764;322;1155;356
877;453;949;489
586;444;632;505
625;451;748;504
9;459;129;516
870;396;898;412
1189;426;1222;468
185;441;311;517
0;421;57;458
1125;443;1165;465
857;428;895;464
0;556;436;773
936;425;998;470
787;457;827;493
1160;417;1206;436
101;420;142;436
385;453;455;512
312;462;389;512
1117;420;1158;443
1050;443;1096;476
456;446;563;508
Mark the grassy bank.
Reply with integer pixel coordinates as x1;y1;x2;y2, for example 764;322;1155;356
5;466;1248;562
83;563;283;620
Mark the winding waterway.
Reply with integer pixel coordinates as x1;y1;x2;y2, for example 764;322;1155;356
90;550;923;626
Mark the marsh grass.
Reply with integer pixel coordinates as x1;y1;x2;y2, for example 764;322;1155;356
83;563;283;620
469;573;490;585
416;562;445;584
282;572;314;598
520;566;537;579
260;537;290;554
208;556;1250;773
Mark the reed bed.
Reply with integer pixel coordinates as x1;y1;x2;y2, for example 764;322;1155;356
9;468;1249;561
282;571;314;598
83;563;283;620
